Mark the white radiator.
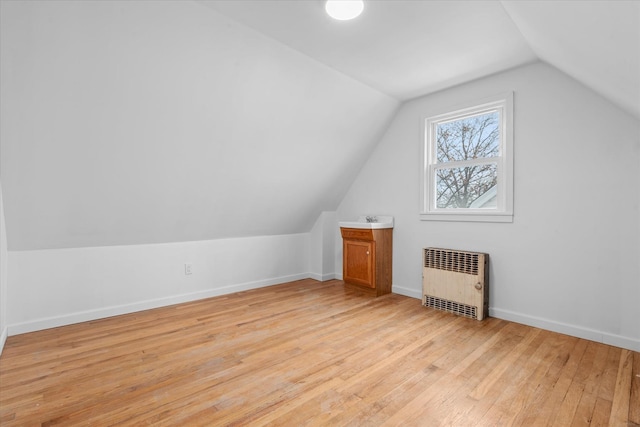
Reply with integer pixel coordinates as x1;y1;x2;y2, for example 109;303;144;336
422;247;489;320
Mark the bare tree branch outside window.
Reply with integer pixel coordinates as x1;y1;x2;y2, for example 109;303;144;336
435;112;500;209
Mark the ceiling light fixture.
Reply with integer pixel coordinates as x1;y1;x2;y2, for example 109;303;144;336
325;0;364;21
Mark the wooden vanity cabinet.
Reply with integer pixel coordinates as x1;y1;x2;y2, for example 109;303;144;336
340;227;393;296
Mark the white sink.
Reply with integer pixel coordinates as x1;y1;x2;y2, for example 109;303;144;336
339;215;394;229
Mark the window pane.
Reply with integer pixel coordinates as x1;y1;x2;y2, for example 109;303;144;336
436;163;497;209
437;111;500;163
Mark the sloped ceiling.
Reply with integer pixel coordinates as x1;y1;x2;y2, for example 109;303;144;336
501;1;640;120
201;1;538;102
0;0;398;250
1;0;638;251
203;0;640;119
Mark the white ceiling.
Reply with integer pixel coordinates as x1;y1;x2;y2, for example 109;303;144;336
201;0;640;119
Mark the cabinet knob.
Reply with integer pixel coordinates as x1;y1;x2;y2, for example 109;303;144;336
475;283;482;290
366;251;370;255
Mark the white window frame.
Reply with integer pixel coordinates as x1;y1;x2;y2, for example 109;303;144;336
420;92;513;222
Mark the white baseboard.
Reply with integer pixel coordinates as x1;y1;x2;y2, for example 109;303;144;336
308;272;337;282
0;326;7;356
8;273;310;336
391;285;422;299
490;307;640;352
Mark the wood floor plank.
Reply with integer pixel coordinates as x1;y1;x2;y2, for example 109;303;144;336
609;349;633;426
417;324;538;426
0;279;637;426
554;380;587;427
492;331;564;425
474;329;552;424
570;342;613;426
468;327;541;400
631;351;640;425
590;397;613;426
547;338;590;426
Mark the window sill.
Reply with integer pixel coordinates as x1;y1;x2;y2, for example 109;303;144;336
419;212;513;223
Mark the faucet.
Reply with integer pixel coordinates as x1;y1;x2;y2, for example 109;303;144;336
365;216;378;223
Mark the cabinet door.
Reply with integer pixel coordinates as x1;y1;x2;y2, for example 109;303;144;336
343;239;375;288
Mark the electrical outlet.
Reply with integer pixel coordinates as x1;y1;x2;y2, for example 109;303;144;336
185;263;193;275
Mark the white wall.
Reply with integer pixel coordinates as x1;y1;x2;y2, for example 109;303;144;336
0;182;8;353
8;234;309;335
309;211;337;282
335;62;640;351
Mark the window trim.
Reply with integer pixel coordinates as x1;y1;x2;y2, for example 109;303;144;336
420;92;514;223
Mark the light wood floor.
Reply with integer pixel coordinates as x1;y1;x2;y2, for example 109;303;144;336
1;279;638;426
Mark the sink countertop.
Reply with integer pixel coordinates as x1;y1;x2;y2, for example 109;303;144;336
339;215;394;229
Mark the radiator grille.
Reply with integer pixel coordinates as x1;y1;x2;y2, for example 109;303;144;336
423;295;477;319
423;248;479;275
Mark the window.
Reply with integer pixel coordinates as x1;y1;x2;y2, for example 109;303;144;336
421;93;513;222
